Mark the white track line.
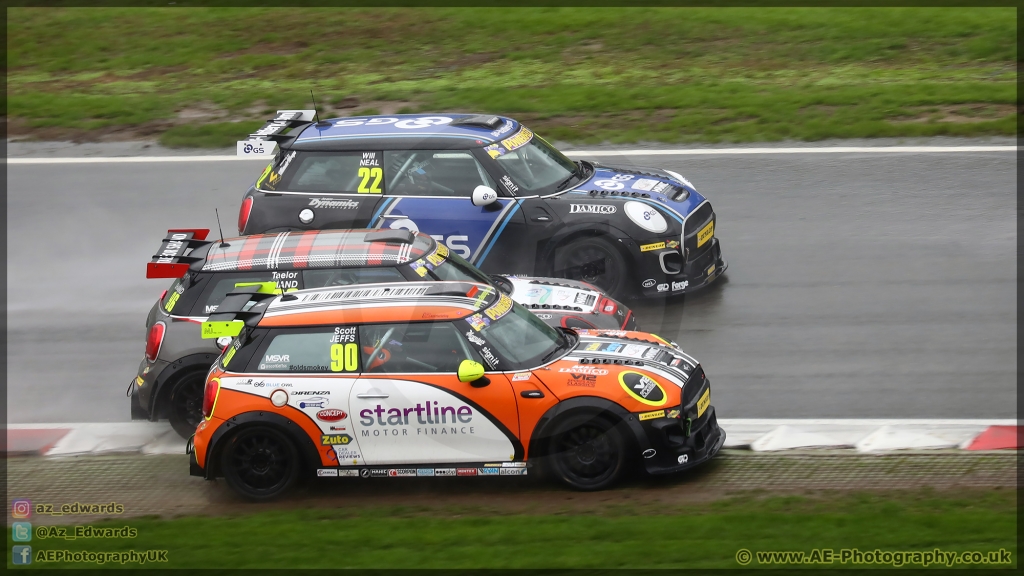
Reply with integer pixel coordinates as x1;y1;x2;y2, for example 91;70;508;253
5;145;1015;164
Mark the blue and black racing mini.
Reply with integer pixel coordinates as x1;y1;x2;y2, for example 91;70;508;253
236;112;726;299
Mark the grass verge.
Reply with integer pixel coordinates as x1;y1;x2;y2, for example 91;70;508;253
6;489;1017;569
6;7;1017;147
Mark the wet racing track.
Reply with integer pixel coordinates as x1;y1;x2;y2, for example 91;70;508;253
6;147;1016;422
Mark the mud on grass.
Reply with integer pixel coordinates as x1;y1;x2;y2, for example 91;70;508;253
7;7;1017;147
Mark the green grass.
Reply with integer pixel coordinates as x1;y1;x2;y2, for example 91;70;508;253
6;489;1017;569
7;7;1017;147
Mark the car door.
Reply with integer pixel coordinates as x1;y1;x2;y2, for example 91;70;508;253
350;321;521;466
251;326;362;465
369;149;527;270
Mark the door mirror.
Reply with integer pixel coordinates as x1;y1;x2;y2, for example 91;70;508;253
457;359;486;383
471;185;498;207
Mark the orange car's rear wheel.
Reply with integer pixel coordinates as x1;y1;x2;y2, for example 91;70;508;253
548;414;627;491
221;426;301;500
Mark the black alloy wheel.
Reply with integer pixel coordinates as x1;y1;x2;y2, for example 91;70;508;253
553;236;629;298
548;414;627;491
168;371;206;439
220;427;301;500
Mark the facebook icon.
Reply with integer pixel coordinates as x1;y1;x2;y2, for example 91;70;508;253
12;545;32;565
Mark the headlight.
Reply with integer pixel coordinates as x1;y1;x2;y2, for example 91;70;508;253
624;201;668;233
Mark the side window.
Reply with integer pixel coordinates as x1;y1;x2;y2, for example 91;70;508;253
195;273;281;316
302;267;406;289
267;151;384;194
359;322;481;374
255;327;361;374
384;150;496;197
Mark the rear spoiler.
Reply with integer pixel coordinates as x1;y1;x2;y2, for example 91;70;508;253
201;282;280;339
146;229;211;279
237;109;316;157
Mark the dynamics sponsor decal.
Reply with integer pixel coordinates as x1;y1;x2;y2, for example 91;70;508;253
570;204;616;215
308;198;360;209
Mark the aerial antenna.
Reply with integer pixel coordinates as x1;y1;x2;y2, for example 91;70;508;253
215;208;230;248
311;89;330;131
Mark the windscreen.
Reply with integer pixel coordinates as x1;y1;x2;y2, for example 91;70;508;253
485;128;577;192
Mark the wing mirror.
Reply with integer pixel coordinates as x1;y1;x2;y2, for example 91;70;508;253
458;359;490;387
471;185;498;207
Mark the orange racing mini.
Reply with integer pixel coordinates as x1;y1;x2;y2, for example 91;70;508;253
189;280;724;499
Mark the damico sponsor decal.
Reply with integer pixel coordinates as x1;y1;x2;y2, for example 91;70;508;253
618;371;668;406
308;198;360;209
316;409;347;422
559;365;609;375
570;204;616;215
511;372;532;381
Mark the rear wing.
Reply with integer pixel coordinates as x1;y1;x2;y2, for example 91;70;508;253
237;109;316;157
201;282;280;339
146;229;211;279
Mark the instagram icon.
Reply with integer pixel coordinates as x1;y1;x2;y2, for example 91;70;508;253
12;499;31;518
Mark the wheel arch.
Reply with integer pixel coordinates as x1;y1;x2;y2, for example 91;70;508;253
151;353;219;419
202;411;321;480
527;396;650;461
539;222;635;278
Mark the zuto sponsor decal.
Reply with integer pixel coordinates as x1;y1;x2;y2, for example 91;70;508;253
618;371;668;406
317;409;347;422
308;198;359;209
570;204;616;215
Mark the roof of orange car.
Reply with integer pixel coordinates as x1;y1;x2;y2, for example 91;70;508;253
256;281;499;327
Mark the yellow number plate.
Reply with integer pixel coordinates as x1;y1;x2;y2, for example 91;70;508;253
696;388;710;418
697;220;714;248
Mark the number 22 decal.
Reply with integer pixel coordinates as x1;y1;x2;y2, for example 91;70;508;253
358;167;383;194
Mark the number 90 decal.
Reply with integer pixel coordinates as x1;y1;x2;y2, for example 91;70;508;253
330;343;359;372
358;167;383;194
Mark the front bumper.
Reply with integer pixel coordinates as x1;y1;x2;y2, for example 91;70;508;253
632;238;727;298
640;406;725;475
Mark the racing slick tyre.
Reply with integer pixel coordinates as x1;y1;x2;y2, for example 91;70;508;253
553;236;630;298
167;370;207;439
220;426;301;500
546;414;628;491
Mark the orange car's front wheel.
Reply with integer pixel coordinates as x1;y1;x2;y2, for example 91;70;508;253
547;414;628;491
